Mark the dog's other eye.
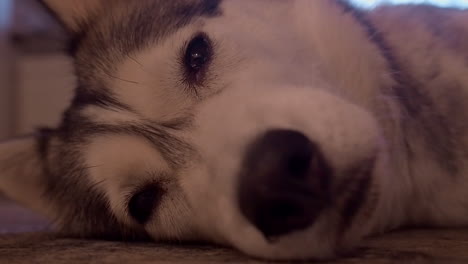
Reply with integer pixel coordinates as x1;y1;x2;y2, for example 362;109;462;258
183;33;213;85
128;185;164;224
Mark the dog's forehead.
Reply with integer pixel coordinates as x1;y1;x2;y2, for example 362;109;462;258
74;0;222;59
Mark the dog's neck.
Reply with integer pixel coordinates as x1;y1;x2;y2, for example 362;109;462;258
369;5;468;231
304;0;468;233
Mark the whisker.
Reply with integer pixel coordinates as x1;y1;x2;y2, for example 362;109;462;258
88;179;108;190
127;54;152;75
104;72;140;85
128;55;144;68
103;71;154;90
83;165;103;170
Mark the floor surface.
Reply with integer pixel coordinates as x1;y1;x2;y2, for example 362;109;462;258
2;199;468;263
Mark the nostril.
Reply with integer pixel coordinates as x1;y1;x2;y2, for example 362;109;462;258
286;147;313;179
250;129;314;179
238;129;332;239
275;201;304;218
254;200;309;238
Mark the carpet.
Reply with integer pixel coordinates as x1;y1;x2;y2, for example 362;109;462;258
2;200;468;263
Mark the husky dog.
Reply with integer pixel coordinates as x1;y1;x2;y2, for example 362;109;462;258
1;0;467;260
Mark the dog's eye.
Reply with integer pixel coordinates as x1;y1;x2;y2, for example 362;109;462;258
183;33;213;85
128;185;164;224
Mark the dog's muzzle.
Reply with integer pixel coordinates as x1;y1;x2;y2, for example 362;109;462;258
238;129;332;239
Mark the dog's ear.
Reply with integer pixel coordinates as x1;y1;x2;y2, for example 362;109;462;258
40;0;104;32
0;136;52;216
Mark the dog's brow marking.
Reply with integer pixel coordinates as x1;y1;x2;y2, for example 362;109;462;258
74;120;193;168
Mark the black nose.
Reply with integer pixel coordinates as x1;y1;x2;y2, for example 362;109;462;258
238;129;331;239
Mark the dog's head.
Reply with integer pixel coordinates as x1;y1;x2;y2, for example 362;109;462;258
0;0;397;260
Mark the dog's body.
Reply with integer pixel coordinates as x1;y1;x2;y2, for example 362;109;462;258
1;0;467;260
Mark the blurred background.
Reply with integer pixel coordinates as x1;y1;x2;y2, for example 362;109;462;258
0;0;73;140
0;0;467;140
351;0;468;8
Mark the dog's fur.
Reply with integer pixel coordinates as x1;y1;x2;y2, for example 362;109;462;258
1;0;467;260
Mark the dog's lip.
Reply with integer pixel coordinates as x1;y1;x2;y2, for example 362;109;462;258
335;157;376;195
334;157;376;234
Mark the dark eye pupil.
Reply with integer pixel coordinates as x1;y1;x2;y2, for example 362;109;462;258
190;52;207;70
184;33;212;75
128;186;163;224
